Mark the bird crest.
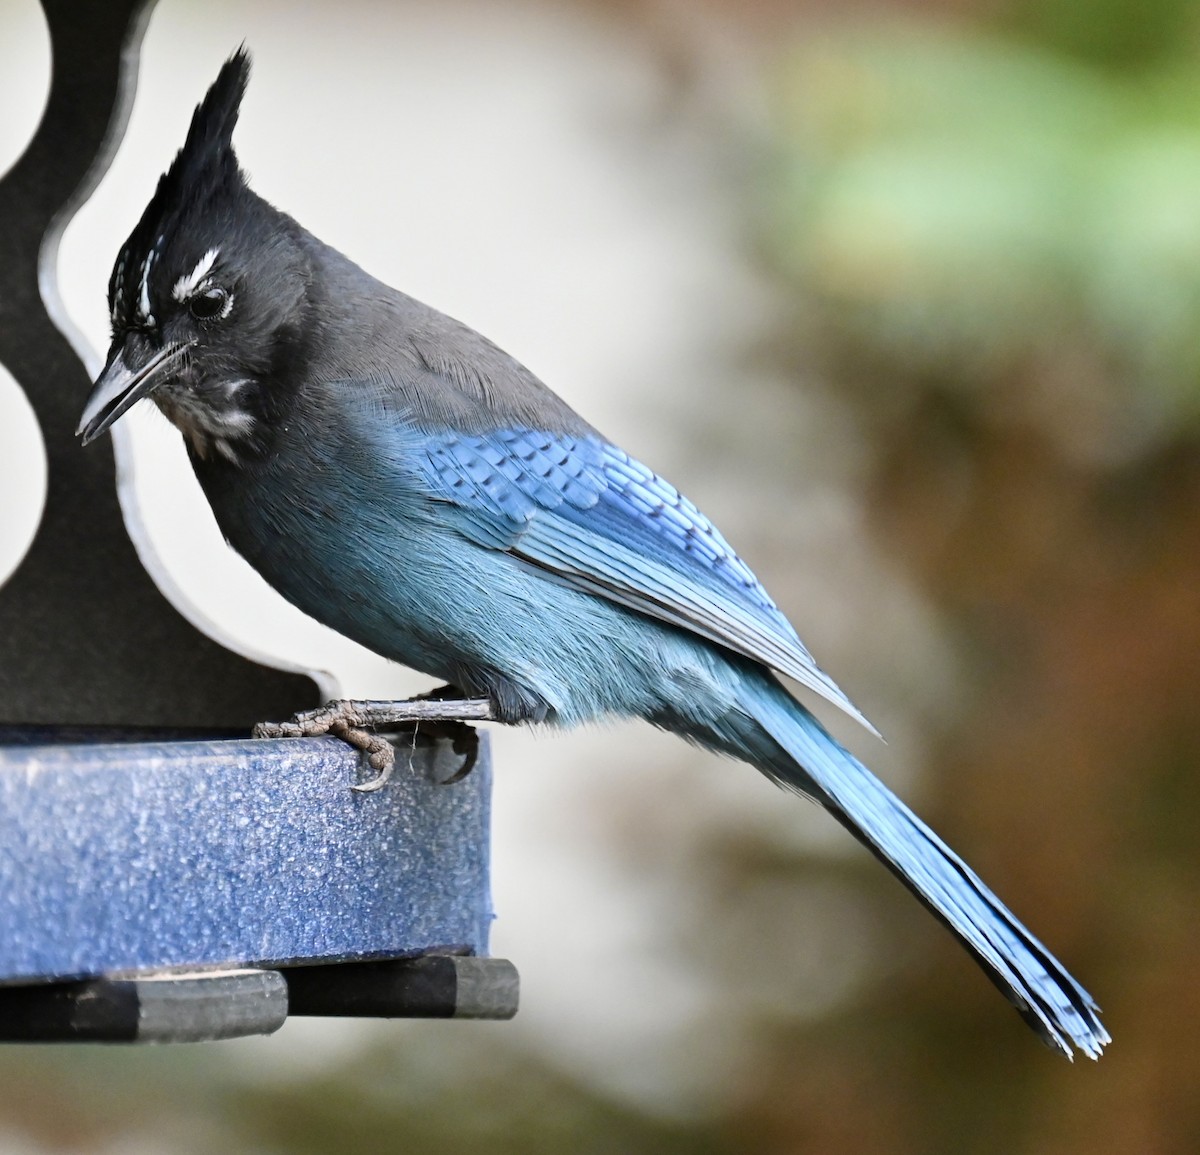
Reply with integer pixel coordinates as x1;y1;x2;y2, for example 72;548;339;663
109;48;252;333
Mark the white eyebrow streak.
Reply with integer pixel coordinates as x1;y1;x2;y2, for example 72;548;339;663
172;248;220;303
138;238;163;325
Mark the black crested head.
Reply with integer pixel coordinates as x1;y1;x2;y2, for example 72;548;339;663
109;48;252;335
82;48;317;465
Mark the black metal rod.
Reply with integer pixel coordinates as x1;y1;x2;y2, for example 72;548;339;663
0;957;519;1042
283;956;519;1020
0;969;287;1043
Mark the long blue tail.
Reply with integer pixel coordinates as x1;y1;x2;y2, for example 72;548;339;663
724;674;1109;1059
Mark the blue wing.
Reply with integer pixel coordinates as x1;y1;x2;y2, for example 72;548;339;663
414;427;875;733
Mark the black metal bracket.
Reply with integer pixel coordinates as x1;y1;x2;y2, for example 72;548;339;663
0;3;516;1044
0;957;520;1044
0;1;320;727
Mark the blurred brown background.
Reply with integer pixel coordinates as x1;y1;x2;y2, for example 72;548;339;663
0;0;1196;1151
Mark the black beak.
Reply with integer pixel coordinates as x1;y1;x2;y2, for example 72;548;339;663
77;341;194;445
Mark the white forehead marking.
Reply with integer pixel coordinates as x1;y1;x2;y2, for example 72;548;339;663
172;248;220;303
138;236;164;326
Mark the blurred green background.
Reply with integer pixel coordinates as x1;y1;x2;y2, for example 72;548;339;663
1;0;1197;1151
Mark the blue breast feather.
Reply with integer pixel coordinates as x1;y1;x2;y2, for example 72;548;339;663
416;428;874;733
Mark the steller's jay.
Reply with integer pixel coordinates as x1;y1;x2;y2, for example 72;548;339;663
78;51;1108;1059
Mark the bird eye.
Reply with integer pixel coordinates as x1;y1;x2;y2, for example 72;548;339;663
189;287;230;321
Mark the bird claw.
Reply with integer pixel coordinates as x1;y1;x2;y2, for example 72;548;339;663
251;701;354;741
253;700;396;790
423;720;480;785
338;723;396;792
253;697;490;790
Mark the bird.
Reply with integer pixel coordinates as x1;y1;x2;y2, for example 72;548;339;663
78;49;1108;1060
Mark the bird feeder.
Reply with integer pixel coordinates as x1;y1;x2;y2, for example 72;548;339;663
0;0;515;1042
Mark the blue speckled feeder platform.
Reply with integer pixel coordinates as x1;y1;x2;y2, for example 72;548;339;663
0;732;494;983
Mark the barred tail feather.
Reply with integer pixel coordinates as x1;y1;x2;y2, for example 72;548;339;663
738;678;1110;1059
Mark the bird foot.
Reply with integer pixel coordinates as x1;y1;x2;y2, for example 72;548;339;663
252;697;494;792
415;720;482;785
